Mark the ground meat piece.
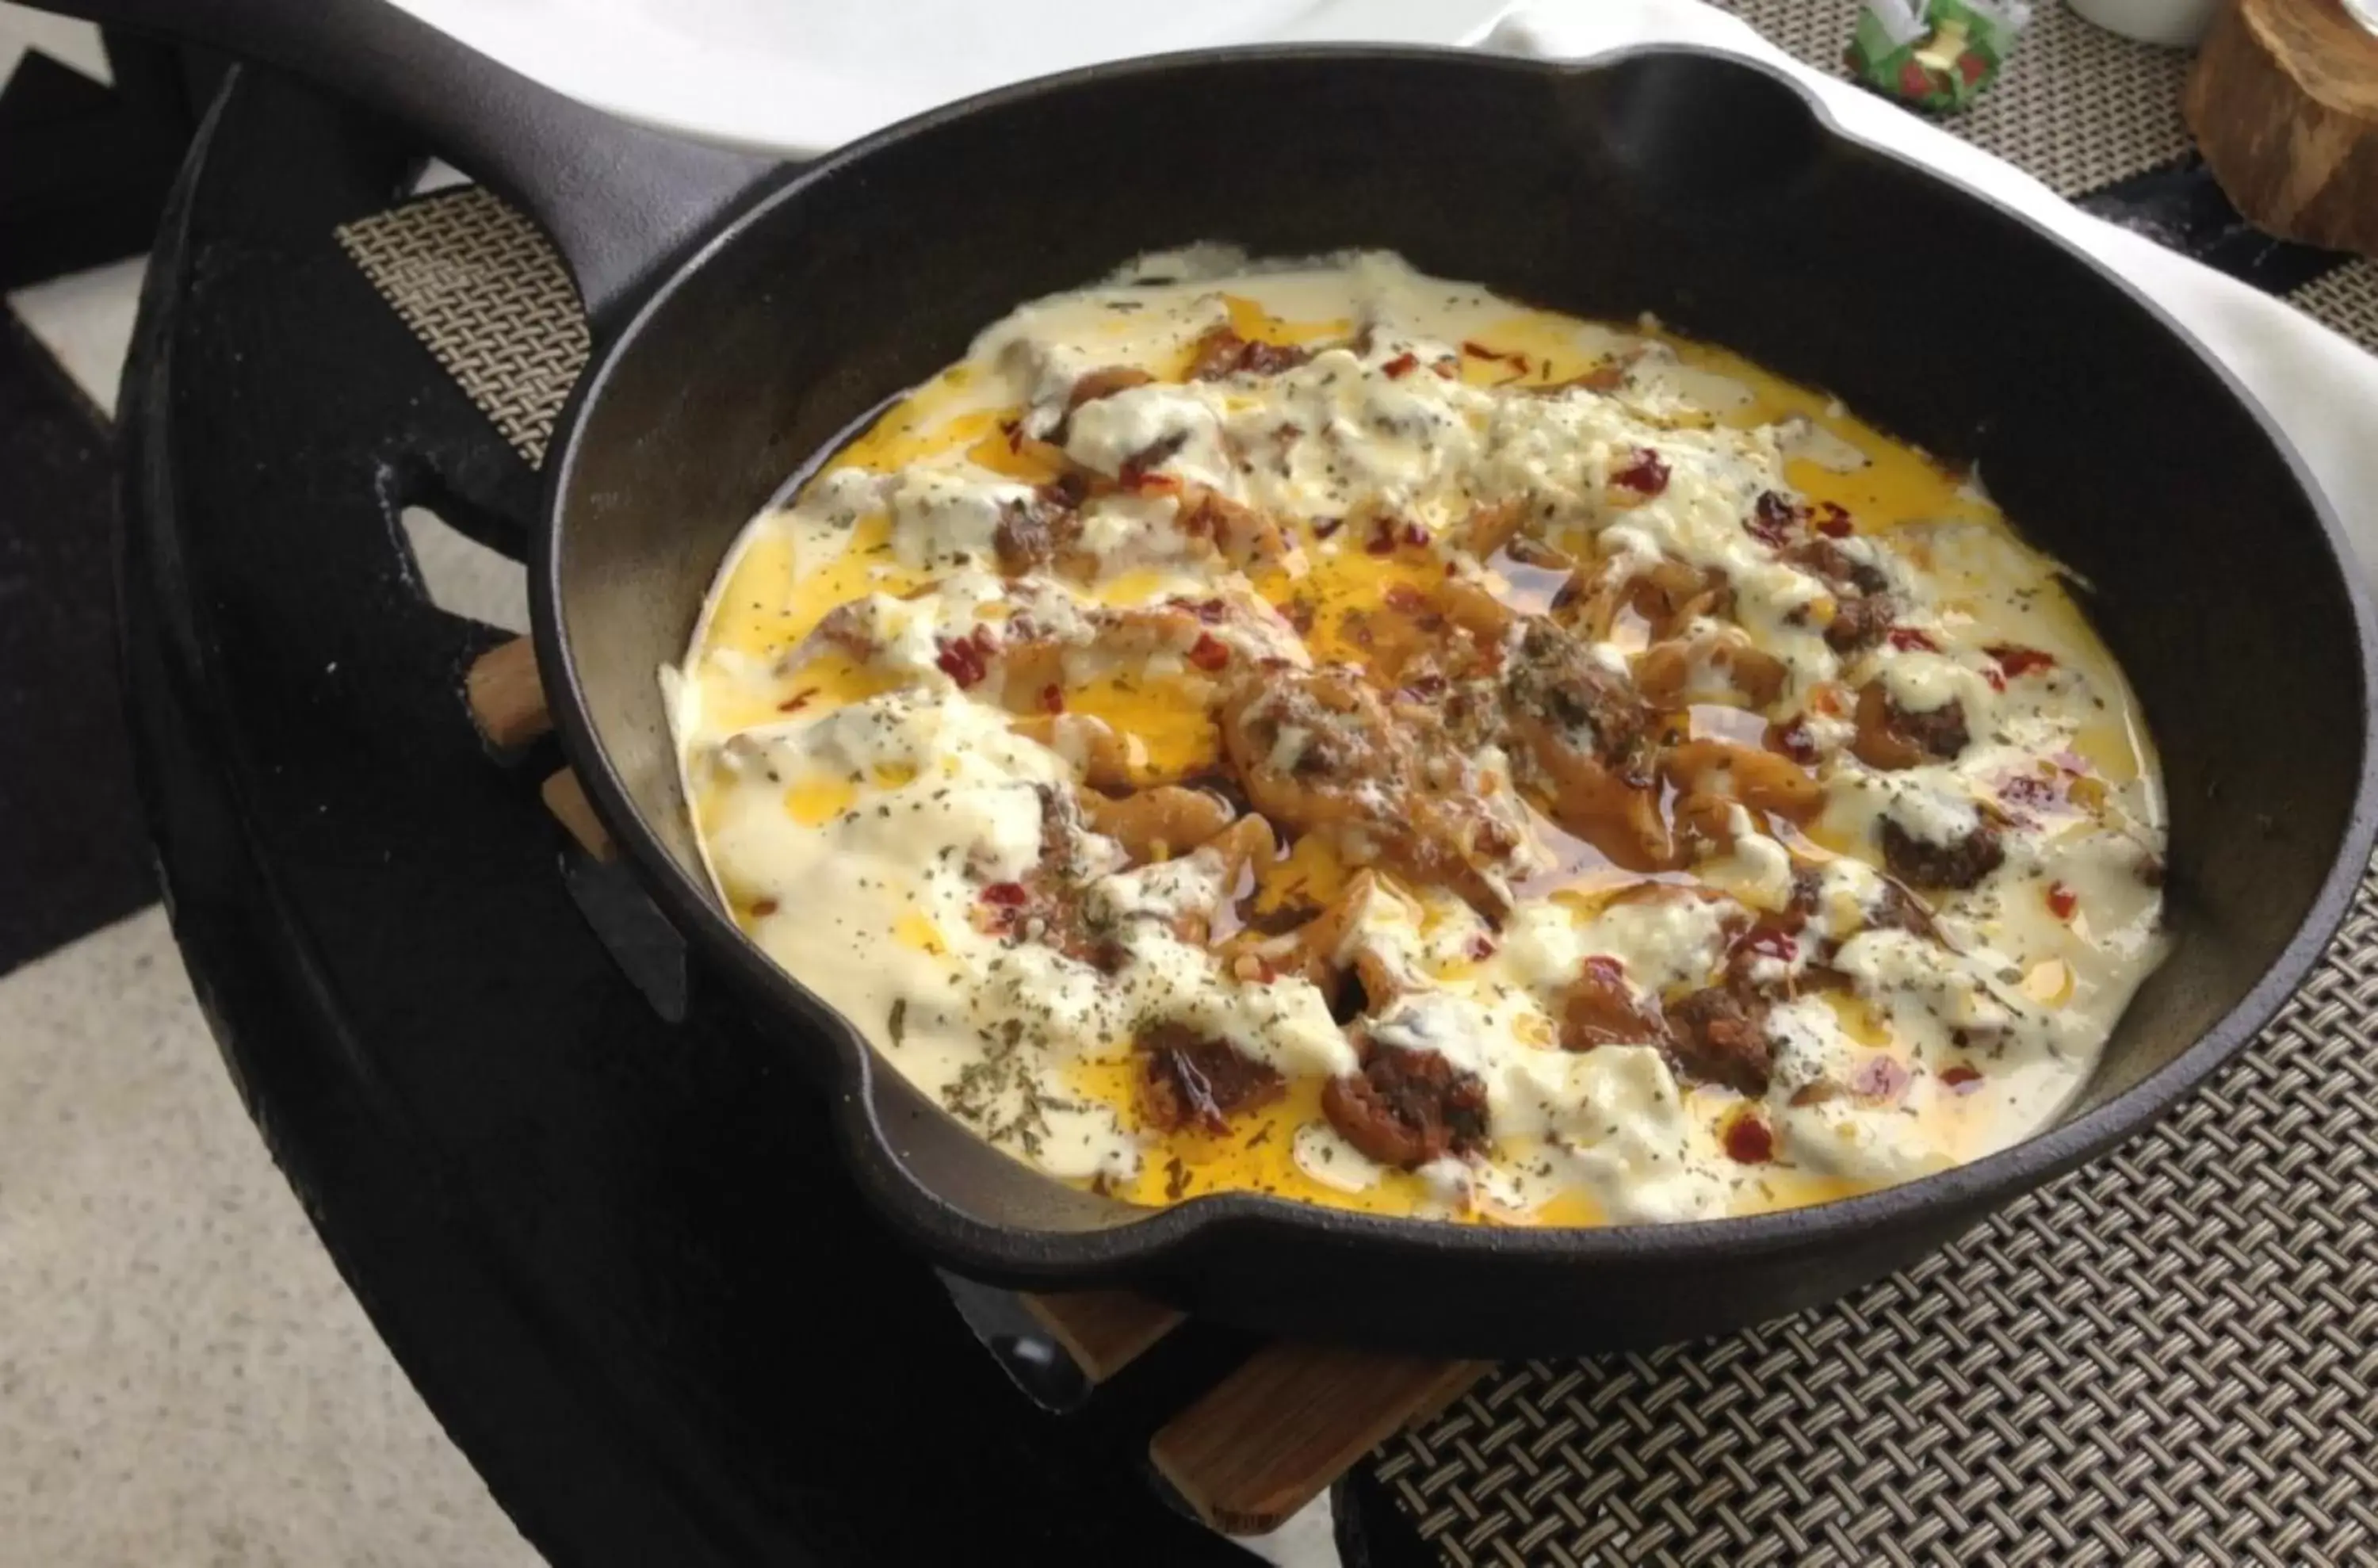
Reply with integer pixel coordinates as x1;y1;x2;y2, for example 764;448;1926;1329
1137;1023;1283;1134
1824;593;1897;654
1559;958;1670;1050
1321;1043;1490;1168
1187;326;1312;381
1787;540;1895;652
1879;817;2003;890
1852;681;1970;768
991;497;1080;576
1787;538;1889;598
1667;986;1773;1095
1504;619;1649;766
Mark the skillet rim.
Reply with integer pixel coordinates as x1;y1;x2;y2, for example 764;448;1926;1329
533;41;2378;1284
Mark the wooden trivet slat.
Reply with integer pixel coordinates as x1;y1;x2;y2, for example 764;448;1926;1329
463;636;1471;1533
1152;1347;1493;1535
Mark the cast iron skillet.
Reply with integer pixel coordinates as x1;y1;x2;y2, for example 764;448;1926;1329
75;0;2378;1356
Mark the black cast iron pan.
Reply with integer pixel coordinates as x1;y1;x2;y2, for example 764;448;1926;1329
67;0;2378;1356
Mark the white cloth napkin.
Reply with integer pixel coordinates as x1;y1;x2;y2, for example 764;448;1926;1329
1241;4;2375;1562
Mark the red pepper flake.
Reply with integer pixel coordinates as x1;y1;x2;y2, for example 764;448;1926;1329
1989;644;2058;680
1852;1055;1911;1103
2046;881;2079;921
934;627;995;688
749;898;779;917
775;686;819;713
1723;1114;1775;1165
1187;633;1231;672
1039;683;1065;714
1401;520;1428;549
981;882;1029;908
1736;926;1799;966
1466;933;1497;962
1940;1064;1985;1094
1000;418;1023;454
1381;350;1420;379
1886;626;1939;653
1313;516;1345;541
1748;490;1799;546
1611;449;1669;496
1814;503;1854;538
1982;667;2007;693
1365;522;1398;556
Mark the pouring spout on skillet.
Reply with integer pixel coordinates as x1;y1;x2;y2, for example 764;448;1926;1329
45;0;2378;1355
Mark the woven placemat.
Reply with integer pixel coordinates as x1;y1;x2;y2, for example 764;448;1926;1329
1715;0;2193;197
1374;872;2378;1566
335;21;2378;1566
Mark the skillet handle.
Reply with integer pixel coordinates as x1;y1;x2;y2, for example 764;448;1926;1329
28;0;775;334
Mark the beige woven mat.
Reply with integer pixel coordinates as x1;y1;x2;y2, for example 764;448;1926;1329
338;15;2378;1565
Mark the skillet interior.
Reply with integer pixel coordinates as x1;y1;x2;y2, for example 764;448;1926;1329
541;48;2376;1353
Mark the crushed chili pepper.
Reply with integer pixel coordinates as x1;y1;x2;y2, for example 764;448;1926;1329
1187;633;1231;671
1611;449;1670;496
1381;350;1420;379
1989;644;2057;679
1814;502;1854;538
1940;1064;1985;1093
749;898;779;917
1466;934;1497;962
1722;1114;1776;1165
1886;626;1939;653
1039;683;1065;713
1382;583;1428;614
2046;881;2078;921
981;882;1029;907
935;627;996;687
775;686;819;713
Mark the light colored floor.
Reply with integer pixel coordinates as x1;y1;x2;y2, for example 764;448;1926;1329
0;909;541;1568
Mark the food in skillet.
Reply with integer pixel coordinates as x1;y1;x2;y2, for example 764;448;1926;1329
667;250;2168;1225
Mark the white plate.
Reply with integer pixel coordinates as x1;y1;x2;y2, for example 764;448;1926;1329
388;0;1512;157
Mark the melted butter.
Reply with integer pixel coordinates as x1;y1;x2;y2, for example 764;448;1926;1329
1064;671;1220;780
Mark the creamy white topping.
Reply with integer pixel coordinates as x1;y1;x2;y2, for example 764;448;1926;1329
671;250;2169;1227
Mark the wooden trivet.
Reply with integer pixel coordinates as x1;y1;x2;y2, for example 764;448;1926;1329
2187;0;2378;259
461;636;1486;1535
